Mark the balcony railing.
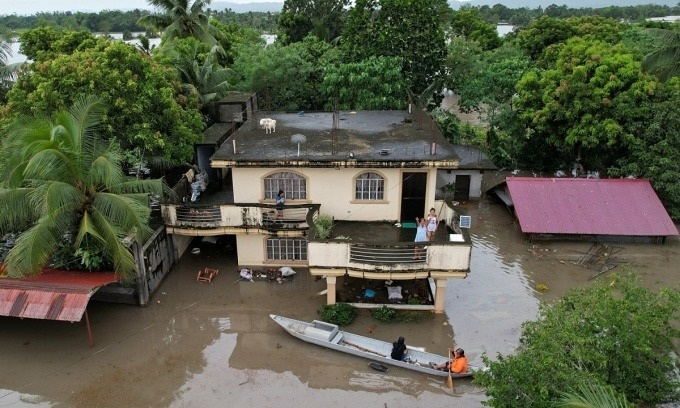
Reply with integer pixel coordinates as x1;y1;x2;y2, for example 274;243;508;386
349;245;427;265
161;203;314;230
307;199;471;275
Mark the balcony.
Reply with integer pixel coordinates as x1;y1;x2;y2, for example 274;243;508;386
307;201;471;280
161;203;316;236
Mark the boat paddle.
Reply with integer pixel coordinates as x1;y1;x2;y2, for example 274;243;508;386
447;348;454;389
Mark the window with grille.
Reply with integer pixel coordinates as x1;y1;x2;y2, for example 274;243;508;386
266;237;307;261
264;172;307;200
355;172;384;200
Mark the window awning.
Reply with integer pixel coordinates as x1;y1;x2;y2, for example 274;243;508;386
0;269;118;322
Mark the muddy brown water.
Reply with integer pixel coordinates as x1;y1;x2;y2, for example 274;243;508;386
1;199;678;407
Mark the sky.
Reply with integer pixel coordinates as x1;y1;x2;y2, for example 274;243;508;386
0;0;283;15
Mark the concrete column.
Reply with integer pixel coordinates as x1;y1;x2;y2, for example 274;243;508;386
326;276;337;305
434;278;448;314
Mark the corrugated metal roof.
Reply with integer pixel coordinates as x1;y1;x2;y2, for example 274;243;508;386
506;177;679;236
0;269;118;322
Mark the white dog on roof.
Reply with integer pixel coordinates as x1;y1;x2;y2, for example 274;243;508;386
260;118;276;134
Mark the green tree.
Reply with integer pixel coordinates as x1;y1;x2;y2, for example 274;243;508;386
19;27;96;60
450;8;501;51
0;97;166;279
609;79;680;220
3;38;204;164
476;274;680;407
138;0;222;46
233;36;340;111
516;16;624;66
642;28;680;81
277;0;349;45
159;38;235;123
321;56;407;110
342;0;449;105
514;38;658;172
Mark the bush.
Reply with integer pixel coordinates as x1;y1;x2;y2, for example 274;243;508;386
314;214;333;239
371;305;398;323
320;303;357;326
476;273;680;407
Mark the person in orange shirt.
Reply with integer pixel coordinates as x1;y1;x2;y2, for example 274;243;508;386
431;348;468;373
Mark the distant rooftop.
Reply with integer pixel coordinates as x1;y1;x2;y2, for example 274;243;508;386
211;110;492;169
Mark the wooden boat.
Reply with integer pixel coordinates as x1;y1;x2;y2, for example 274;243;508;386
270;314;484;378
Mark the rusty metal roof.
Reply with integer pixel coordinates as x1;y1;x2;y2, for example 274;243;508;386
506;177;679;236
0;269;118;322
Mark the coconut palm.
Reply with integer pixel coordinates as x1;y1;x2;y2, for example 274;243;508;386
0;29;23;98
157;39;233;123
557;382;632;408
0;97;166;279
138;0;222;46
642;28;680;81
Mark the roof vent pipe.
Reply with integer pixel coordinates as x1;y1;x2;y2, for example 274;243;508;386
430;142;437;155
233;139;237;154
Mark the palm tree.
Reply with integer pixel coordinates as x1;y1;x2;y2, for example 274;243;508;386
557;382;632;408
160;40;234;123
0;28;23;99
138;0;223;46
0;97;166;279
643;28;680;81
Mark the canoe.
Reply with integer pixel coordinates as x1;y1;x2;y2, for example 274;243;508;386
270;314;484;378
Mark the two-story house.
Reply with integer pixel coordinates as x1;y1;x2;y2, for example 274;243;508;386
162;100;495;313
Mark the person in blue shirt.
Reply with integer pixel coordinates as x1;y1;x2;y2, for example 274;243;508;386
276;190;285;219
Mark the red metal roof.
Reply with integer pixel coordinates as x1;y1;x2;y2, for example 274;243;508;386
506;177;679;236
0;269;118;322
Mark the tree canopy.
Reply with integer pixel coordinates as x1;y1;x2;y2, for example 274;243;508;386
342;0;448;104
476;274;680;407
277;0;349;45
3;35;204;164
0;97;166;278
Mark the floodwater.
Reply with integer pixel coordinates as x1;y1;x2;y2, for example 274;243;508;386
1;195;678;407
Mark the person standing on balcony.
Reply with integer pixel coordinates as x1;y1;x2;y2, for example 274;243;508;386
414;217;428;259
276;190;285;220
426;207;438;241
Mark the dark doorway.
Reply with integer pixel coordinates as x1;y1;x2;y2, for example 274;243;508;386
454;175;471;201
400;172;427;222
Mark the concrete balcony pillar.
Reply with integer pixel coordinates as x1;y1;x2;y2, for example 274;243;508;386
434;278;448;314
326;276;337;305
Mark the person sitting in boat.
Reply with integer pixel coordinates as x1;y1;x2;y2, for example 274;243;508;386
431;348;468;373
391;336;410;361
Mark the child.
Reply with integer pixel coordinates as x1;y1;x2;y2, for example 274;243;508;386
414;217;428;259
426;207;438;241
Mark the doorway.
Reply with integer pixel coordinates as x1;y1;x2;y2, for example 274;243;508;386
400;172;427;222
454;175;471;201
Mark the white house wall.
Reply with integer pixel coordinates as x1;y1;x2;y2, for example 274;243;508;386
236;234;265;265
436;170;483;199
232;168;438;221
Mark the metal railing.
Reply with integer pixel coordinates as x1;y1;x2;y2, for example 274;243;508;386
350;245;427;265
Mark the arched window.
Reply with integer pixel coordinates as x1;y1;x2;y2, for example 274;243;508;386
266;237;307;261
355;172;384;200
264;172;307;200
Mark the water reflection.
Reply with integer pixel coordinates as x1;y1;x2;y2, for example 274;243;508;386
446;204;539;359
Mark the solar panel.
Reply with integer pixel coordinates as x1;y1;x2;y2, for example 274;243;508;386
459;215;472;229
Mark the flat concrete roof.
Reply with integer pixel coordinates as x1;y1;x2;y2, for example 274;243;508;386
211;111;467;168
